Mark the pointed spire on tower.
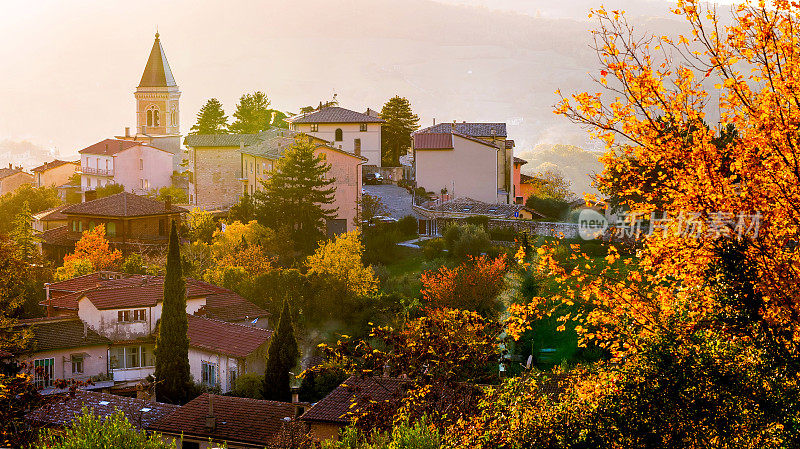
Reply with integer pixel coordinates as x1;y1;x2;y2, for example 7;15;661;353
139;31;176;88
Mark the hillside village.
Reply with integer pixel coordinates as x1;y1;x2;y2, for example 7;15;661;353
4;1;800;447
1;31;583;448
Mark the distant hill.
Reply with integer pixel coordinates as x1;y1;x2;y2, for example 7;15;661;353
516;144;604;197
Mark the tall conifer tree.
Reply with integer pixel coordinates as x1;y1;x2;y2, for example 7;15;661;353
380;96;419;166
190;98;228;135
254;136;337;254
262;300;299;402
154;222;191;403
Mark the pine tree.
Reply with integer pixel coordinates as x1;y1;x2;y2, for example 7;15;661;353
254;136;337;254
190;98;228;135
229;91;272;134
154;222;191;403
10;201;38;261
380;96;420;166
262;300;299;402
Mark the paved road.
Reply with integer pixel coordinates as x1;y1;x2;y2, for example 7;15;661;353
363;184;414;219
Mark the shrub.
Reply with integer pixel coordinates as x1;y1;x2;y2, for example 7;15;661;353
422;238;445;260
464;215;489;229
299;363;349;403
450;225;491;260
396;216;418;237
525;196;571;221
231;373;264;399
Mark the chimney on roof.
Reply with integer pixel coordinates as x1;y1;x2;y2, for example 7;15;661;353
44;283;52;318
7;163;11;169
291;387;305;418
125;127;130;138
205;395;216;432
433;118;436;125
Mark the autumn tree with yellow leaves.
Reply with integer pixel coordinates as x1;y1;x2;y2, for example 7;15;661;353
446;1;800;447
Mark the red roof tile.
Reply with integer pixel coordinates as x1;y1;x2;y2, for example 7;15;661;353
413;133;453;150
78;139;140;156
289;106;385;124
186;315;272;358
148;394;297;446
39;225;76;247
28;390;178;430
33;205;69;221
300;375;405;424
61;192;187;217
31;160;78;173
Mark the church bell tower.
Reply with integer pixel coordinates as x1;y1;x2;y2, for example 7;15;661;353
132;32;182;167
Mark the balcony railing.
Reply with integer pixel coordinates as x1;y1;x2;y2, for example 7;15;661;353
80;166;114;176
112;366;154;382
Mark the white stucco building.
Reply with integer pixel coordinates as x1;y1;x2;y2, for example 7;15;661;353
287;106;385;167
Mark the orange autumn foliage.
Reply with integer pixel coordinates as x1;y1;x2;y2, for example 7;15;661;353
63;224;122;272
421;255;508;319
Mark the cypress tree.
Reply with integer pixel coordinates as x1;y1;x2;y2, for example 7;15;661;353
154;222;192;403
262;300;299;402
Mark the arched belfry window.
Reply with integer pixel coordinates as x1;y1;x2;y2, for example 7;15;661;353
146;105;160;127
335;128;343;141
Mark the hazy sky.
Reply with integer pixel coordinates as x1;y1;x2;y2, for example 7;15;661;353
0;0;733;170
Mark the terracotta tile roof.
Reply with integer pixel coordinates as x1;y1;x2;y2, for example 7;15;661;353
31;160;77;173
78;139;140;156
21;317;110;352
520;173;536;184
186;315;272;358
0;167;26;179
513;156;528;166
300;375;405;424
61;192;187;217
413;133;453;150
184;133;265;148
288;106;386;124
148;393;296;446
426;197;543;219
47;272;136;295
418;122;507;137
28;390;178;430
39;225;75;247
32;205;69;222
43;274;269;321
242;129;367;162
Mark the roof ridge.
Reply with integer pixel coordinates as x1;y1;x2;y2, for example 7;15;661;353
187;313;272;333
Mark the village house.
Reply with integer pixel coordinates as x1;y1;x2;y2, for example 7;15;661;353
31;160;79;188
513;156;528;204
31;205;69;232
413;122;514;204
287;106;385;168
0;165;33;195
300;375;405;442
29;272;271;395
413;197;541;235
38;192;187;260
15;316;112;392
240;129;366;234
183;132;268;210
78;139;174;196
149;393;307;448
27;390;179;431
185;130;365;233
